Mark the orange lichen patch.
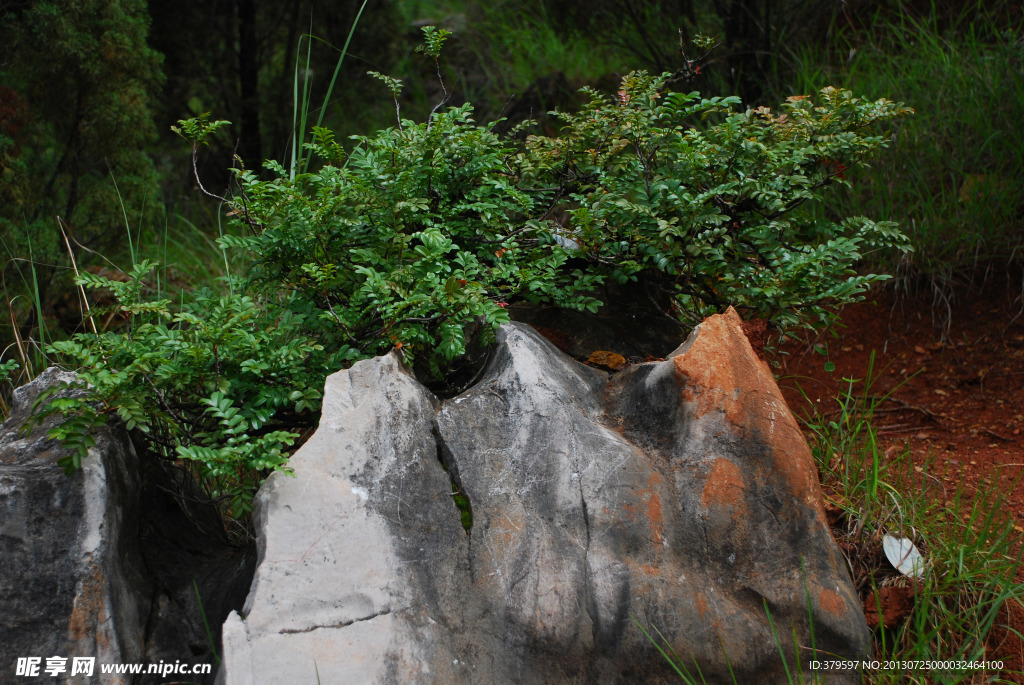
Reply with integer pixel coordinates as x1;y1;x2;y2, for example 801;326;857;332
818;587;846;618
671;308;769;425
587;350;627;371
67;566;107;642
701;457;745;510
624;473;666;545
640;563;660;576
676;307;826;522
694;592;710;619
645;472;665;545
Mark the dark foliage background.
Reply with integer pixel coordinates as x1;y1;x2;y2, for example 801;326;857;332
1;0;1021;384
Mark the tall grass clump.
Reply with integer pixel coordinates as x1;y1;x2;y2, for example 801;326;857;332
798;365;1024;683
0;200;236;423
1;225;62;419
789;2;1024;319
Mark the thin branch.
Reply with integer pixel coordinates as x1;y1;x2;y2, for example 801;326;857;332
426;57;452;131
190;143;232;205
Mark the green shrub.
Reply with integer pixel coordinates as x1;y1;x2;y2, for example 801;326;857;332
224;104;602;377
36;36;912;525
230;68;912;369
523;71;913;332
33;261;336;520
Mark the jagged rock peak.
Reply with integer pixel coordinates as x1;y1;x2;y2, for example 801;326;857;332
220;310;868;684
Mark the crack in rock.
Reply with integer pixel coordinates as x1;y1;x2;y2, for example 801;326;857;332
278;608;393;635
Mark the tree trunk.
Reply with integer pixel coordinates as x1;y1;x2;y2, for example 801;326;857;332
236;0;261;164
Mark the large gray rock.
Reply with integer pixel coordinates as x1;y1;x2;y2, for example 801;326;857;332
221;311;869;684
0;369;149;684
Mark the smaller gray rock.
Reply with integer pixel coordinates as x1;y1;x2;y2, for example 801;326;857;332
0;369;149;684
219;353;463;684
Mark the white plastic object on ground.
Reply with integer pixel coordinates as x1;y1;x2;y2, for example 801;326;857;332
882;534;925;578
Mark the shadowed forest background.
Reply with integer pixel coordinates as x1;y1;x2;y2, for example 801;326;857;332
1;0;1020;365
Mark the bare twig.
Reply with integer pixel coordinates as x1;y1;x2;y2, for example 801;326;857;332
190;143;231;205
983;428;1013;443
57;217;97;335
426;57;451;132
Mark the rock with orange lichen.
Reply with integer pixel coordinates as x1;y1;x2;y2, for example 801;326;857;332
221;315;868;685
603;308;868;680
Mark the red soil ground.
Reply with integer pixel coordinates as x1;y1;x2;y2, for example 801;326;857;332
776;272;1024;681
